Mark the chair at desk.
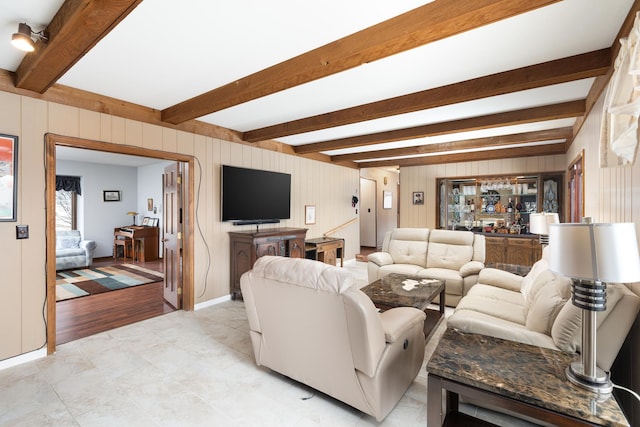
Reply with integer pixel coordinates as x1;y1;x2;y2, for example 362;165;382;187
114;231;135;261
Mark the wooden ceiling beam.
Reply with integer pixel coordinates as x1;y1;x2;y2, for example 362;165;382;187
294;100;585;154
357;143;566;168
162;0;561;125
331;127;573;162
14;0;142;93
245;49;608;143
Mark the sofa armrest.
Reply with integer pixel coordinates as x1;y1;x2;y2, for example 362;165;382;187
478;268;523;292
80;240;97;252
367;252;393;267
380;307;426;343
459;261;484;278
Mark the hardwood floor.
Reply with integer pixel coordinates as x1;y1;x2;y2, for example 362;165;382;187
56;257;175;345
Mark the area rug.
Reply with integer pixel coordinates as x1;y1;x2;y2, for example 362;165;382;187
56;264;164;302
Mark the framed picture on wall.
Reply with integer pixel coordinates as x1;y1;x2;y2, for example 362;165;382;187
413;191;424;205
0;134;18;221
383;191;392;209
103;190;121;202
305;205;316;225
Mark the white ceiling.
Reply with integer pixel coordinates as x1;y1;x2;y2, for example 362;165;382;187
1;0;636;165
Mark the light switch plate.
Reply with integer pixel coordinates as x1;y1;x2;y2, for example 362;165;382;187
16;225;28;239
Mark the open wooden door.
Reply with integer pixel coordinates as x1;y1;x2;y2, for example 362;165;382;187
163;163;182;309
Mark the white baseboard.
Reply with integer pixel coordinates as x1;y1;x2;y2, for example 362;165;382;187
194;294;231;310
0;348;47;371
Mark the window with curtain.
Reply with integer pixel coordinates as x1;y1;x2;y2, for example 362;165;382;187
56;175;81;230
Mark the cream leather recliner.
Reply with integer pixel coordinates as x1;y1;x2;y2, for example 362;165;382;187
367;228;486;306
241;256;426;422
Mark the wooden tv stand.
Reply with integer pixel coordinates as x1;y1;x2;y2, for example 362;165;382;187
229;227;307;300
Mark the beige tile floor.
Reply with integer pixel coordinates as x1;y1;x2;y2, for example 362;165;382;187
0;260;537;426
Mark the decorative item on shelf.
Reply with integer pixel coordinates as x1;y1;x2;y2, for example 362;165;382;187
529;212;559;245
126;211;138;226
548;219;640;394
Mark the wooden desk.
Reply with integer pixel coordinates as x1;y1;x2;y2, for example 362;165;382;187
427;329;629;427
305;237;344;267
114;226;159;262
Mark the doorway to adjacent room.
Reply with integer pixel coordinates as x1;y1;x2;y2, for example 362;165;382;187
45;134;195;354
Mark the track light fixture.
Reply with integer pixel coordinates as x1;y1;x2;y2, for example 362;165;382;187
11;23;48;53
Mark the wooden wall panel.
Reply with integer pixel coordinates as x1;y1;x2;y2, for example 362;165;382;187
562;91;640;425
0;92;24;359
0;91;359;361
20;97;47;352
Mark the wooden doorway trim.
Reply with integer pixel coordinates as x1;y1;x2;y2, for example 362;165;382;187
45;133;195;354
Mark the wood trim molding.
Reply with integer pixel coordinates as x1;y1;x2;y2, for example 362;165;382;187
162;0;561;124
357;143;565;168
331;128;573;163
44;134;195;354
245;49;607;143
15;0;143;93
296;101;585;155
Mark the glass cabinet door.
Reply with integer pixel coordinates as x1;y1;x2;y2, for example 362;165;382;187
436;174;561;232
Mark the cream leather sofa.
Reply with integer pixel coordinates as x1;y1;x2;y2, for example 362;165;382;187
367;228;486;307
241;256;426;422
447;249;640;373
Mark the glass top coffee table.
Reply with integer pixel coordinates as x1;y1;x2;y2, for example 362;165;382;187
360;273;445;339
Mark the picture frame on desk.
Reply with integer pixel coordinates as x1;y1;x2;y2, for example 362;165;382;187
103;190;120;202
142;217;150;226
151;218;159;227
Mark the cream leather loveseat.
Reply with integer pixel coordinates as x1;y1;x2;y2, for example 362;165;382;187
447;249;640;373
241;256;426;422
367;228;486;306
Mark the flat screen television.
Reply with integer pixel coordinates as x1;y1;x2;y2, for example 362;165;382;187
221;165;291;225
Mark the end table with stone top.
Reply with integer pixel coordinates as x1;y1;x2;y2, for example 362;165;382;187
360;273;445;339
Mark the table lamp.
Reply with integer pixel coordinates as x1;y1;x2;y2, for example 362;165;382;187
548;219;640;394
529;212;559;245
126;211;138;226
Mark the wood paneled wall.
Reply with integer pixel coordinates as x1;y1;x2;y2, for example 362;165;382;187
0;91;359;361
566;92;640;424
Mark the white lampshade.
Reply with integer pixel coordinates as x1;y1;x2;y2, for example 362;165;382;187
548;222;640;283
529;212;559;235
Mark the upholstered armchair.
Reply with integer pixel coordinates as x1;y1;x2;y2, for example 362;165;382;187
55;230;97;271
241;256;426;421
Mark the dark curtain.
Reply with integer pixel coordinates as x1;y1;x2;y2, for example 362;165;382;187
56;175;82;195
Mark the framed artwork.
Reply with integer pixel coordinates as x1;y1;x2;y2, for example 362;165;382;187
383;191;392;209
413;191;424;205
305;205;316;225
142;217;150;226
151;218;159;227
103;190;121;202
0;134;18;222
147;198;153;211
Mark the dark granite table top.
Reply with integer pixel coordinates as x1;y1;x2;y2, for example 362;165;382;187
427;328;629;427
360;273;444;311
